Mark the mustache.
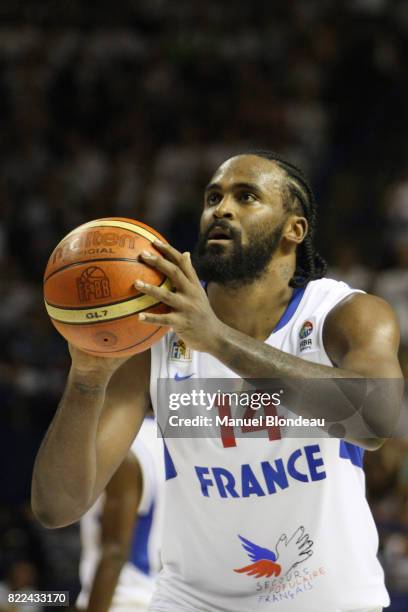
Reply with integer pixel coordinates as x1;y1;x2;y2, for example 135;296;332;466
201;219;240;242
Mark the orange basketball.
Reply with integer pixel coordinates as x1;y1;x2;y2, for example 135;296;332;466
43;217;171;357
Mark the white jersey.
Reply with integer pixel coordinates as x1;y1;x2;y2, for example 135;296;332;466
149;278;389;612
77;418;164;611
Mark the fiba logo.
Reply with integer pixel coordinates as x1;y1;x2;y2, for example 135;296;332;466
299;320;313;339
77;266;111;302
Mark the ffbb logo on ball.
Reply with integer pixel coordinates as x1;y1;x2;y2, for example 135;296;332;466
77;266;112;303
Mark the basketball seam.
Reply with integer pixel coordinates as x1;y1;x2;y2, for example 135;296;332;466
44;257;152;283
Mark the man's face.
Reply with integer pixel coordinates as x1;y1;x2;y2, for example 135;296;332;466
192;155;288;286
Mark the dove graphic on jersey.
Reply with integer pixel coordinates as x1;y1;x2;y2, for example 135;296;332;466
234;535;281;578
234;526;313;579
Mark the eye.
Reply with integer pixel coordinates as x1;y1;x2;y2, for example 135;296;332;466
206;192;222;206
238;192;256;203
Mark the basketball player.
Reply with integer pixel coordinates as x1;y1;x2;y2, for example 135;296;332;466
32;152;403;612
76;417;164;612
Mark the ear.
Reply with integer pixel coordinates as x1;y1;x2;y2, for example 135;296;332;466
283;215;308;247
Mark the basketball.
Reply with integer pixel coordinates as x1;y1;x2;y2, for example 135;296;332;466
43;217;171;357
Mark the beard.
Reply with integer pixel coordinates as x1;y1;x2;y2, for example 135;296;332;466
191;218;285;287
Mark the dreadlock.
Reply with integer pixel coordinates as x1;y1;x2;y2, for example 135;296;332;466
248;149;328;288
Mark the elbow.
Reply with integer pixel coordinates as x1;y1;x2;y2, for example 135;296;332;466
358;437;386;452
31;491;59;528
31;464;95;528
31;504;64;529
31;481;57;528
31;500;83;529
364;438;387;451
31;485;86;529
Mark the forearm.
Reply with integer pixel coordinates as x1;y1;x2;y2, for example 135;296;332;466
210;321;358;379
208;323;393;448
31;369;110;528
86;549;127;612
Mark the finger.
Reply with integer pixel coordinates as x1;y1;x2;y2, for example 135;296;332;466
152;240;182;262
301;539;313;552
277;534;287;546
300;550;313;560
289;526;304;544
298;536;313;551
181;250;200;283
153;241;198;282
139;251;185;288
134;279;180;308
138;312;174;326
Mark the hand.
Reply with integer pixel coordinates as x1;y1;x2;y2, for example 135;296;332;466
135;241;223;353
274;526;313;576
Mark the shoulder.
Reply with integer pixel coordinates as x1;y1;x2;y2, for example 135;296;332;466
323;292;400;366
325;292;399;336
307;277;399;338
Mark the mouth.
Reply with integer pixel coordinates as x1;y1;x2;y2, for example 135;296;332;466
206;225;233;242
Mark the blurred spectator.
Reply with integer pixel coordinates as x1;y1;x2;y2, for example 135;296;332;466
0;559;42;612
374;242;408;349
384;170;408;252
328;242;374;291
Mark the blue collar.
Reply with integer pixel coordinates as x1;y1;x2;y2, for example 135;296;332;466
272;286;306;333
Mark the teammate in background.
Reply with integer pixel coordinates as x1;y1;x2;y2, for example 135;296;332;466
76;417;163;612
32;152;403;612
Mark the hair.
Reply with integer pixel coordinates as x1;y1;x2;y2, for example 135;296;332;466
248;149;328;288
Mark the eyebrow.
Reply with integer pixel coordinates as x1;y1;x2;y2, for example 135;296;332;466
205;182;262;193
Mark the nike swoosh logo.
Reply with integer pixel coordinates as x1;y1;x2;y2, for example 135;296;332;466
174;373;195;381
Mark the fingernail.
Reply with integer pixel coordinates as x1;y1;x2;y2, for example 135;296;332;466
139;313;146;320
142;250;153;258
154;239;163;246
135;280;145;288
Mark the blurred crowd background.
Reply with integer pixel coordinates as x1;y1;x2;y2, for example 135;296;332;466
0;1;408;610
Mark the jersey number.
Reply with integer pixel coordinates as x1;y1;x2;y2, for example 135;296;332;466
215;393;281;448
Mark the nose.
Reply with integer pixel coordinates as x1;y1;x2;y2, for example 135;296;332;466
213;195;235;219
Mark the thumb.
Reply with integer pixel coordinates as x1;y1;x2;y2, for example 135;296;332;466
275;534;287;554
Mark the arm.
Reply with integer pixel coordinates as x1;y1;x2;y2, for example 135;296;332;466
31;347;150;528
135;242;403;449
85;452;142;612
208;293;402;448
209;293;401;377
